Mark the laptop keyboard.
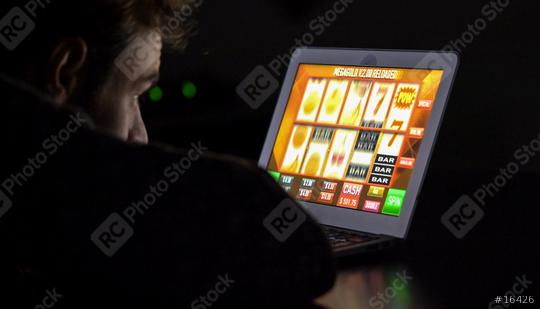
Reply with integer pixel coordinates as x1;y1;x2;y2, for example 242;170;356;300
323;226;378;249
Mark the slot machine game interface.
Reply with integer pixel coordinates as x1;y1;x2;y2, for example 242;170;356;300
266;64;444;217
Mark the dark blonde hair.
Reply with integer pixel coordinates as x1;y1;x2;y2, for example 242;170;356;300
1;0;198;74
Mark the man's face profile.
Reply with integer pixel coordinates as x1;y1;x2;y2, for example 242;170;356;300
0;0;191;145
85;31;163;145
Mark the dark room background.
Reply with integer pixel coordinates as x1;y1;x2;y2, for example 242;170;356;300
142;0;539;176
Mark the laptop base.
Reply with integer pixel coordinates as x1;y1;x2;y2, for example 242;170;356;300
323;225;394;257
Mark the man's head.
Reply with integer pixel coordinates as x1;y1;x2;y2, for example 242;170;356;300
0;0;197;143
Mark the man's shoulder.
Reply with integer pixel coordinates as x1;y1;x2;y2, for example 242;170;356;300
85;131;269;186
0;82;281;205
68;125;282;203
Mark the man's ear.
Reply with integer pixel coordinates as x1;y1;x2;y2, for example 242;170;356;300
47;37;88;104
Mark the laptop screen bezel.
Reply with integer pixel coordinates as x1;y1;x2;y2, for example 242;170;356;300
258;48;459;238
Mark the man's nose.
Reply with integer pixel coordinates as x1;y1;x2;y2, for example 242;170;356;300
128;106;149;145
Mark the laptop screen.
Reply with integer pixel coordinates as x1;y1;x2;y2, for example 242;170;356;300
265;63;444;217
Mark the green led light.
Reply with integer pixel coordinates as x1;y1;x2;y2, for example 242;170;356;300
182;81;197;99
149;86;163;102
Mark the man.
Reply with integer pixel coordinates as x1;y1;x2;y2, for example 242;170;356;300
0;0;335;308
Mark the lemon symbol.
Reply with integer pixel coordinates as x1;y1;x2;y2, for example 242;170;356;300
305;153;321;176
292;126;308;149
325;88;342;115
286;157;299;172
303;91;320;115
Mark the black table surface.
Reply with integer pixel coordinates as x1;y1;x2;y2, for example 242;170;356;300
317;169;538;309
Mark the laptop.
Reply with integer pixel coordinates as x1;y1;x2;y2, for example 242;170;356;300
258;48;459;256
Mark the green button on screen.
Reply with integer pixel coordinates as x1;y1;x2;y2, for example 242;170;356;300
382;189;406;216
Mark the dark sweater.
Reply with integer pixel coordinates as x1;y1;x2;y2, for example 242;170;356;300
0;78;335;309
